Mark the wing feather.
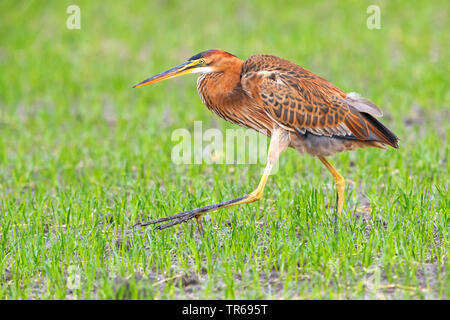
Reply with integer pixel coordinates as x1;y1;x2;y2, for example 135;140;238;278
241;54;398;148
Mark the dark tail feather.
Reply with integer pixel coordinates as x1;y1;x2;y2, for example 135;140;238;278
362;113;399;148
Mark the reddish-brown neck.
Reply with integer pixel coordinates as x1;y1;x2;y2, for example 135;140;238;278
212;57;243;92
197;57;245;105
196;56;273;134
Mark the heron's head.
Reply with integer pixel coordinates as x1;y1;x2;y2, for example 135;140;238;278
133;49;240;88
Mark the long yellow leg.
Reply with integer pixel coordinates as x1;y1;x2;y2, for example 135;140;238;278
135;127;290;231
193;164;271;231
318;156;345;234
232;163;271;205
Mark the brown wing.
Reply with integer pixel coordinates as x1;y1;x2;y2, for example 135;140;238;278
241;54;398;147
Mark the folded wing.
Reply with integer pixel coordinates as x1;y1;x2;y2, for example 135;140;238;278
241;54;398;148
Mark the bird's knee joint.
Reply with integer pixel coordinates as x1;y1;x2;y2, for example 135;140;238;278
248;190;263;202
336;176;345;189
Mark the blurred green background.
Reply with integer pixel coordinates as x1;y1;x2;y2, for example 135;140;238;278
0;0;448;299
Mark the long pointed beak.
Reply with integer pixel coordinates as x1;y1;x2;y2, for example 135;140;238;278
133;60;199;88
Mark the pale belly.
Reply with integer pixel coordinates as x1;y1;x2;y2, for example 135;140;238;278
288;131;362;157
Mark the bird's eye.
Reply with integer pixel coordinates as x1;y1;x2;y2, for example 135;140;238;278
199;59;206;64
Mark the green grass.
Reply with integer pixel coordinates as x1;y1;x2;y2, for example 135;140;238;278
0;0;448;299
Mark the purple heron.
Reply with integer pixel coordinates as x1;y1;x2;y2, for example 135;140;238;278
133;49;398;233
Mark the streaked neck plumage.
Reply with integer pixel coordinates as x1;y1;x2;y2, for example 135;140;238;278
195;59;274;135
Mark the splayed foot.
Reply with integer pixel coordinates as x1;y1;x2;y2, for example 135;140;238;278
133;196;247;230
